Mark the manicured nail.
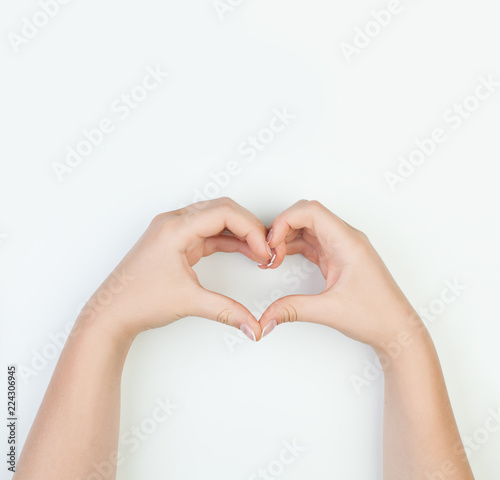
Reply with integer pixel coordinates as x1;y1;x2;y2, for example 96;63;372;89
240;324;256;341
262;319;277;338
267;253;276;267
267;229;274;244
265;242;273;257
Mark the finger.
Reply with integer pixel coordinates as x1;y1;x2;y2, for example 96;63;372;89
183;198;272;264
267;239;285;269
189;285;263;341
266;226;299;269
283;228;303;244
267;230;318;270
259;292;339;337
301;231;321;250
267;200;352;252
285;237;320;265
203;235;256;261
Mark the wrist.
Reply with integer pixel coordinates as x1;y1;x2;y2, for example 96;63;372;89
371;311;433;371
72;310;136;357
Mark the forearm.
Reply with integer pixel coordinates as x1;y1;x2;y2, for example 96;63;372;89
14;315;133;480
379;322;474;479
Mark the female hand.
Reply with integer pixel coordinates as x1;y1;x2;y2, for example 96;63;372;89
76;197;273;343
259;200;424;351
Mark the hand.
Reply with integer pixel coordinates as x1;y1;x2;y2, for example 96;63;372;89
259;200;424;350
76;198;273;342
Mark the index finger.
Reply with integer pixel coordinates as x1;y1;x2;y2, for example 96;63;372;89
266;200;354;266
181;197;272;264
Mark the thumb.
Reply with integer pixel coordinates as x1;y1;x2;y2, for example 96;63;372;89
188;285;262;341
259;293;338;338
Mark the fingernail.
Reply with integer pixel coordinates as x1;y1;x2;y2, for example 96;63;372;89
240;324;256;342
267;253;276;267
265;242;273;257
267;229;274;244
262;319;277;338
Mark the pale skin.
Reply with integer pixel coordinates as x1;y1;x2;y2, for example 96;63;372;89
13;198;474;479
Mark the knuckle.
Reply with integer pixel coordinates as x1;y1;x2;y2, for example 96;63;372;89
150;212;184;238
184;201;206;215
307;200;324;211
250;221;267;236
358;230;369;242
279;303;298;323
216;196;235;208
351;230;371;253
150;213;166;226
216;308;232;326
352;226;369;241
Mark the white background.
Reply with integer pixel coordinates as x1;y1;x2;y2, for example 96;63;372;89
1;0;500;478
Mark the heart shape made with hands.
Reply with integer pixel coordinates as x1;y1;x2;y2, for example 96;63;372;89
197;228;285;342
125;198;400;351
222;228;311;342
183;197;409;352
194;214;328;344
175;199;342;344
